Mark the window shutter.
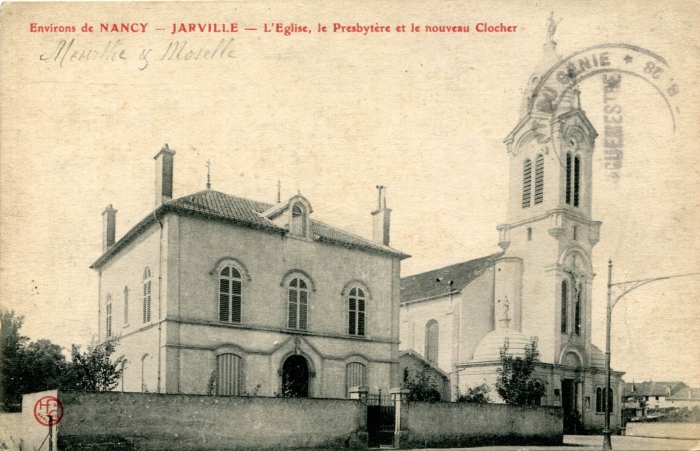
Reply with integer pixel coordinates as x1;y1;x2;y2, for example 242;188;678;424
358;298;365;336
299;289;308;330
534;154;544;204
288;288;298;329
348;297;356;335
216;353;241;396
522;159;532;208
231;280;242;323
346;362;367;397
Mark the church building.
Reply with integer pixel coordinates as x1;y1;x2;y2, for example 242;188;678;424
91;148;409;398
399;39;625;433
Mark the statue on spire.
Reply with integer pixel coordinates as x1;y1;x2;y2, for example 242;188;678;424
545;12;563;44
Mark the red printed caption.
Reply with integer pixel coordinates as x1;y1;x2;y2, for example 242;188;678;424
29;21;518;35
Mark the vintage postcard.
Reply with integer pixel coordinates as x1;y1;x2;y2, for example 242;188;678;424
1;0;699;449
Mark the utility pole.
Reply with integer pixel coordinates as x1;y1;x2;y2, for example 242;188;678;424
602;260;698;450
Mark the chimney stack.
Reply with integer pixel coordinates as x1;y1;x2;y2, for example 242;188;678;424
102;204;117;252
372;186;391;246
154;144;176;207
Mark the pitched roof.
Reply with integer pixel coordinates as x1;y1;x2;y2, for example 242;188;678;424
400;252;504;303
667;387;700;401
91;190;409;269
622;381;686;398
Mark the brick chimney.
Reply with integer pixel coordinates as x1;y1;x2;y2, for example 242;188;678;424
372;186;391;246
102;204;117;252
154;144;176;207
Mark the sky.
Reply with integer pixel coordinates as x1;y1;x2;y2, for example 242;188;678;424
1;1;699;386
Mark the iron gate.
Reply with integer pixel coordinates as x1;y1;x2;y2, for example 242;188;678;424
367;393;395;448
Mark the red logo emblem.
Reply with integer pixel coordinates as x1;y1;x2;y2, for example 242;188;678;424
33;396;64;426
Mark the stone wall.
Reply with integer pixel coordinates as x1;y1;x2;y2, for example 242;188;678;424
0;412;22;450
56;391;366;450
400;401;563;448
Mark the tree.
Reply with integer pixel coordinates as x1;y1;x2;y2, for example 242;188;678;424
1;311;67;411
24;339;67;394
457;383;492;404
403;366;441;402
0;310;30;411
62;337;124;391
495;337;546;406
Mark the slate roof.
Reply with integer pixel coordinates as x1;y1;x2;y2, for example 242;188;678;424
91;190;409;269
400;252;504;303
622;381;686;398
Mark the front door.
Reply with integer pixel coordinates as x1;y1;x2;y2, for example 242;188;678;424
282;355;309;397
561;379;578;433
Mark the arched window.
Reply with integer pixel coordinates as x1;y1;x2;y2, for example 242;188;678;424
123;287;129;325
566;152;572;205
216;353;242;396
574;283;582;336
425;320;439;364
534;154;544;204
288;278;308;330
522;159;532;208
596;387;613;413
527;227;533;241
574;156;581;207
348;287;366;336
219;266;242;323
106;292;112;338
561;280;568;333
142;267;152;323
346;362;367;397
141;354;150;392
291;203;306;236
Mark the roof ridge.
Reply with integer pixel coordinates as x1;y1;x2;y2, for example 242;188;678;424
402;251;504;280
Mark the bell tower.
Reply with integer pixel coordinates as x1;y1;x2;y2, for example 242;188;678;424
494;37;602;365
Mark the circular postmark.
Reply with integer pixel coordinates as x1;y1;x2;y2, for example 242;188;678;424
33;396;64;426
528;43;680;131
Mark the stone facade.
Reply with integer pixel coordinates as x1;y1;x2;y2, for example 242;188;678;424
91;149;408;398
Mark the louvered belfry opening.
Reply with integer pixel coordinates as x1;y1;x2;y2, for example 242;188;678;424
288;278;308;330
522;159;532;208
219;266;242;323
566;152;572;204
534;154;544;204
573;156;581;207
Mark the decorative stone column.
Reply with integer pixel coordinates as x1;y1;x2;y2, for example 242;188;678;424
390;388;410;448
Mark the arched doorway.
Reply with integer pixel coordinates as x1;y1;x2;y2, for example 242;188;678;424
282;355;309;397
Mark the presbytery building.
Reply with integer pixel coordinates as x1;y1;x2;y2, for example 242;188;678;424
91;148;409;398
399;38;625;433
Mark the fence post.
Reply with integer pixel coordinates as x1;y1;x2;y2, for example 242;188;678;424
48;415;53;451
390;388;410;448
348;386;369;403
